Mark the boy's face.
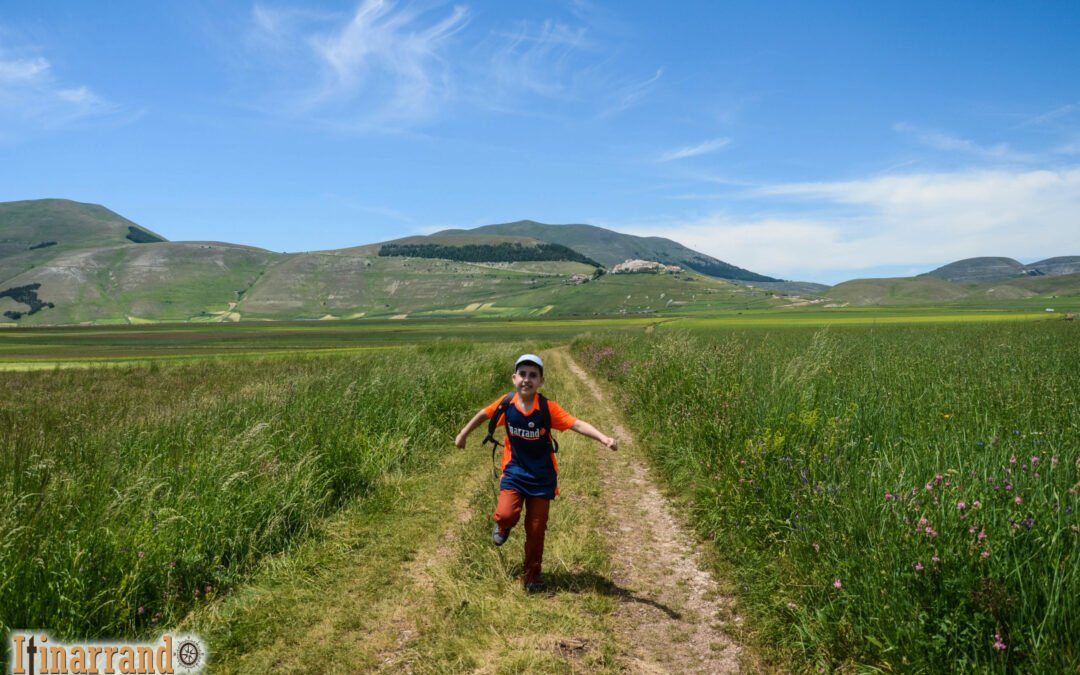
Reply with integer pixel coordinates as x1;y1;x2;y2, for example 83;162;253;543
512;364;544;397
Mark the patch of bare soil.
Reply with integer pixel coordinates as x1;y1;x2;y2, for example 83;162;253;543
561;350;746;674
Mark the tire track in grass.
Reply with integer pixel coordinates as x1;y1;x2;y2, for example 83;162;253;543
182;447;491;673
558;348;749;674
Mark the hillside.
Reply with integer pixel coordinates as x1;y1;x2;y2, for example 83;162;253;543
824;272;1080;306
0;199;166;284
3;199;797;324
436;220;782;282
1031;256;1080;276
918;256;1080;283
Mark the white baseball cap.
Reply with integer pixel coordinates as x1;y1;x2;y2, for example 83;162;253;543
515;353;544;374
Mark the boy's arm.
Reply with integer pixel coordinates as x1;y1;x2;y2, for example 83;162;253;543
455;409;490;449
569;419;618;451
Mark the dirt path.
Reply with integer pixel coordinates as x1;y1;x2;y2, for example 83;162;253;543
194;347;750;673
555;349;745;674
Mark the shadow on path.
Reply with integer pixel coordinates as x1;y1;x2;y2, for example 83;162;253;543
517;568;682;620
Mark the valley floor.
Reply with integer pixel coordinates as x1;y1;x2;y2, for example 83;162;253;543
183;347;752;673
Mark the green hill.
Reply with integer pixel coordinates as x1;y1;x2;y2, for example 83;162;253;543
824;272;1080;306
0;199;166;283
3;200;791;324
436;220;782;282
1031;256;1080;276
917;255;1080;283
919;257;1038;283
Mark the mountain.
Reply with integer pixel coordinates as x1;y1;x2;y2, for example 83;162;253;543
0;199;166;284
436;220;782;283
917;256;1080;283
2;199;795;324
824;272;1080;306
1030;256;1080;276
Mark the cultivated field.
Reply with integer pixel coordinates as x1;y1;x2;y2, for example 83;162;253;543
573;319;1080;671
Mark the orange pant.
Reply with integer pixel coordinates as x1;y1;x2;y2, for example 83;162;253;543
494;489;551;579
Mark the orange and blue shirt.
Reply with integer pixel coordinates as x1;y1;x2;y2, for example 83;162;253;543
484;393;576;499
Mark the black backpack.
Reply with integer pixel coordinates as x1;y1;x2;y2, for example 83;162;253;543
482;393;560;466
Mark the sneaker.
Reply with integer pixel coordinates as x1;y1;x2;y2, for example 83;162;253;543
523;574;544;593
492;524;509;546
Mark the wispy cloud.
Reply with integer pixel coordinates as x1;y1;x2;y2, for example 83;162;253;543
622;167;1080;284
893;122;1038;163
246;0;468;130
1019;100;1080;128
241;2;659;128
468;12;660;118
0;45;120;136
658;137;731;162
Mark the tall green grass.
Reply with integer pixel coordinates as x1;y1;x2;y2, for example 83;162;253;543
573;321;1080;672
0;343;512;648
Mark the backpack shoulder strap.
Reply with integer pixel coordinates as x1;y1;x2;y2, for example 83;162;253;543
538;394;559;453
483;393;515;448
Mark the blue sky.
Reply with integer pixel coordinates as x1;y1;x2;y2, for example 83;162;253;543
2;0;1079;284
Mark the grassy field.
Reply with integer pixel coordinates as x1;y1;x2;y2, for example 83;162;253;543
5;312;1079;671
0;344;513;653
572;320;1080;671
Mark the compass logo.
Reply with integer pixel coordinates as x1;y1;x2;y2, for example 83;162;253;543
8;632;207;674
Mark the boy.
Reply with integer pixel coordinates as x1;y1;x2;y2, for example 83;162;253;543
455;353;618;592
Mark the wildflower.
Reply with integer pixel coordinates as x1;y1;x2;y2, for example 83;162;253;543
1032;456;1039;463
1009;457;1017;464
812;541;820;551
169;561;176;568
958;501;966;510
915;562;924;571
919;517;928;526
138;607;144;615
788;602;797;609
969;526;976;534
1034;473;1039;478
206;585;212;593
1051;457;1059;465
982;550;991;558
1015;496;1022;505
833;579;842;588
194;589;200;597
925;484;933;491
993;634;1007;650
935;474;943;482
932;556;940;563
978;529;987;540
973;501;981;508
885;492;894;500
138;551;144;559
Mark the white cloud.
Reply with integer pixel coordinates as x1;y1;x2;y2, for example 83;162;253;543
247;0;468;129
658;137;731;162
0;45;118;135
468;12;660;117
893;122;1038;163
624;168;1080;283
0;56;48;83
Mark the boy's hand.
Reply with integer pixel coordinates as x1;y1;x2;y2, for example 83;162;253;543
454;432;467;449
604;436;618;451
